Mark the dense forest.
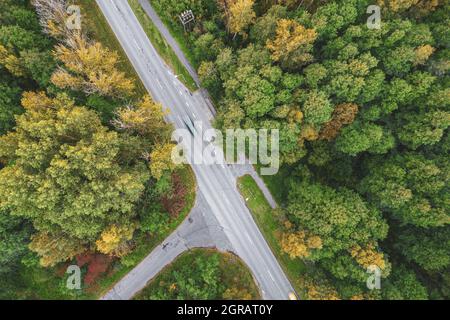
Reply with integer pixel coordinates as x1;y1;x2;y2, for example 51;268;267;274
151;0;449;299
0;0;186;299
0;0;448;300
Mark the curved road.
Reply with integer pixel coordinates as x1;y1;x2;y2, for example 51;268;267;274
97;0;294;300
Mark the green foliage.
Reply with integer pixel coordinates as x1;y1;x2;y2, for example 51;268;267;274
0;80;22;134
135;250;259;300
360;152;449;228
286;180;388;259
395;226;450;272
149;0;450;300
382;266;428;300
302;90;333;125
0;93;150;241
0;210;30;275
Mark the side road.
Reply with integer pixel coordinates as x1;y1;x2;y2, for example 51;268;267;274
137;0;277;210
102;193;233;299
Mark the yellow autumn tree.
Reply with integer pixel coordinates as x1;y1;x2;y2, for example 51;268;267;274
96;224;136;257
29;232;85;267
281;230;322;259
414;44;435;65
113;95;171;141
350;243;391;277
0;45;26;77
148;143;178;180
301;124;319;141
227;0;256;38
266;19;317;68
51;33;135;97
288;109;304;124
300;276;340;300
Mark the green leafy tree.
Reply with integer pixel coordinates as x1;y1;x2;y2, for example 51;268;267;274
360;152;449;227
0;92;150;243
286;180;388;259
382;265;428;300
395;226;450;271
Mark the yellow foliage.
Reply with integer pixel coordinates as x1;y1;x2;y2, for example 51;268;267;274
350;243;386;270
228;0;256;36
301;124;319;141
281;231;322;259
96;224;136;257
414;44;435;65
47;20;65;38
319;103;359;141
52;34;135;97
0;132;18;163
29;232;85;267
0;44;26;77
378;0;419;12
51;68;84;91
283;220;293;230
378;0;440;13
266;19;317;65
149;143;178;180
301;276;340;300
114;95;170;139
169;283;177;292
288;109;304;124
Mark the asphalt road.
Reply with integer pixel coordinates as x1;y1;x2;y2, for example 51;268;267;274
102;193;233;300
96;0;295;300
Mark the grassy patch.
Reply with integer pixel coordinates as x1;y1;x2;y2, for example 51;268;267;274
134;249;261;300
237;174;306;297
258;165;293;204
75;0;147;97
175;165;196;218
128;0;198;91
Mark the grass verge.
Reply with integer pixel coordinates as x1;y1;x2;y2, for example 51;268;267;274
237;174;306;297
128;0;198;91
134;248;261;300
257;165;293;204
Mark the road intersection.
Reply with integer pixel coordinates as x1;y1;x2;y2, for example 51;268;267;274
97;0;295;300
